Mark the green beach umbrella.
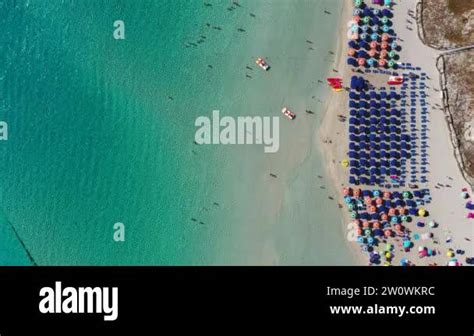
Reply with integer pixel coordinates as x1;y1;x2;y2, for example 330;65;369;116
381;17;389;24
388;50;396;58
388;60;395;68
362;16;370;24
351;211;357;218
354;0;363;7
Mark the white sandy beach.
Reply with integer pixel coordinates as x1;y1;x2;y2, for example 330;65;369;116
320;0;473;266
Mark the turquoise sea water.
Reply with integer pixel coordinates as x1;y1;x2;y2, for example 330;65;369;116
0;0;353;265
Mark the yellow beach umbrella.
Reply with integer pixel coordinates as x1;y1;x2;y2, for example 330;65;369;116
418;208;426;217
341;159;349;168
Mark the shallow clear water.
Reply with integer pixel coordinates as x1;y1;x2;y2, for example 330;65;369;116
0;0;353;265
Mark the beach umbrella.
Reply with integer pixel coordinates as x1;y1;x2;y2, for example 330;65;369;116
372;25;380;32
348;40;359;49
347;57;358;66
403;240;412;249
362;16;371;25
360;40;370;50
370;41;378;49
370;33;379;41
382;9;392;17
378;59;387;67
388;50;396;58
351;24;360;33
360;32;368;41
418;208;426;217
361;25;369;32
350;168;360;176
391;41;398;50
348;48;357;57
381;33;390;41
382;25;390;33
368;49;377;57
381;41;388;49
381;17;389;25
388;60;395;68
380;49;388;58
349;92;359;100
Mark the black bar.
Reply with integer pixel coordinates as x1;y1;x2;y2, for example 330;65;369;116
0;267;472;335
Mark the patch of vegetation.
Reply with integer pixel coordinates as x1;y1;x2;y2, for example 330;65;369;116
447;0;474;15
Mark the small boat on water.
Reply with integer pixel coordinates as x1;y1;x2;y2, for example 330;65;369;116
387;75;404;85
256;57;270;71
281;107;296;120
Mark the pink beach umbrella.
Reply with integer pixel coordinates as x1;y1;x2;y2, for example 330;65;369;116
379;59;387;67
381;41;389;49
348;48;356;56
358;58;366;66
380;50;388;59
382;33;390;41
368;49;377;57
370;41;378;49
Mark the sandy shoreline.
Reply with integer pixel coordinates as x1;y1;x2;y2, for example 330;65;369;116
319;0;473;266
318;0;364;265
